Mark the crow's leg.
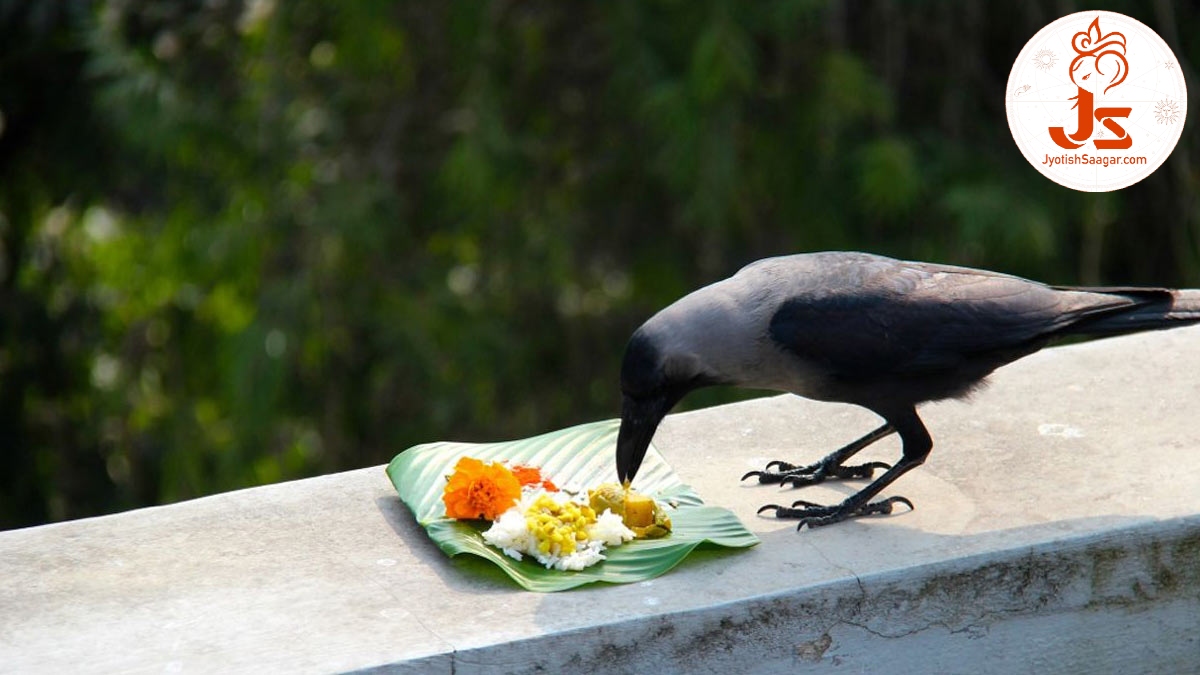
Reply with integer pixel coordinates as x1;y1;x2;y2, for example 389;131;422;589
742;423;895;487
757;407;930;530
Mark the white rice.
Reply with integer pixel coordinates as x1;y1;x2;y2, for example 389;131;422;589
483;508;533;562
589;509;636;546
482;488;635;571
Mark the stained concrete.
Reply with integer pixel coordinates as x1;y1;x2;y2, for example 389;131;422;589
2;326;1200;673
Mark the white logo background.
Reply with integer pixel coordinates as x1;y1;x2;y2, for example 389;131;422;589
1006;11;1186;192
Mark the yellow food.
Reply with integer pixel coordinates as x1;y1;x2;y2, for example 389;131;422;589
623;492;656;528
525;493;596;557
588;483;625;518
588;483;672;539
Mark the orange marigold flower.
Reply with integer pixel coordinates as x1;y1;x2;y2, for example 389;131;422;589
511;464;558;491
442;457;522;520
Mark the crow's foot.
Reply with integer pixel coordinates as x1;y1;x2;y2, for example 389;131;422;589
741;460;891;487
756;496;913;530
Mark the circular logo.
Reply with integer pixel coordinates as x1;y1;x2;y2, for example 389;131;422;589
1006;11;1187;192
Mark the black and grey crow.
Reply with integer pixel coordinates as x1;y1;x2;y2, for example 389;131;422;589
615;251;1200;529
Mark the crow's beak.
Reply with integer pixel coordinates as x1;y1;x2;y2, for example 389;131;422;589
616;393;670;485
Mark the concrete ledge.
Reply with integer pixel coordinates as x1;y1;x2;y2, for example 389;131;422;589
3;326;1200;673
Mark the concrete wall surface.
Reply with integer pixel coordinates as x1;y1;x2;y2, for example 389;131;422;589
2;326;1200;673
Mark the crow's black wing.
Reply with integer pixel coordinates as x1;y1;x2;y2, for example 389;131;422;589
768;261;1140;381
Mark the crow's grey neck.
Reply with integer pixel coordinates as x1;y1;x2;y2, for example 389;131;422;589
642;275;825;396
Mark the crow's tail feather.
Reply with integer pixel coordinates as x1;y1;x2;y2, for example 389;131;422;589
1063;288;1200;337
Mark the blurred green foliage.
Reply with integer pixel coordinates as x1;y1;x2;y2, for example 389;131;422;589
2;1;1198;528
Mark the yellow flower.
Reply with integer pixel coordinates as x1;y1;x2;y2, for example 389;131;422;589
442;457;522;521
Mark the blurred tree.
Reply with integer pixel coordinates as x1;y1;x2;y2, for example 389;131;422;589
1;1;121;525
2;0;1198;528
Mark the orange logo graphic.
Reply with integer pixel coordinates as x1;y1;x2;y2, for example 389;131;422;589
1006;11;1187;192
1048;18;1130;150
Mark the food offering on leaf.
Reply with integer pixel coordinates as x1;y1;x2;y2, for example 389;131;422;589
440;457;673;571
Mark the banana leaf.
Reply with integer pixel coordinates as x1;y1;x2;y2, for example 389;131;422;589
386;419;759;592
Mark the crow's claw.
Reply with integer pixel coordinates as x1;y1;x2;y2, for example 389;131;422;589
779;473;818;488
769;460;893;488
878;496;914;513
744;423;899;492
841;461;892;479
744;463;818;485
758;495;914;530
746;452;893;486
742;461;820;484
756;503;785;515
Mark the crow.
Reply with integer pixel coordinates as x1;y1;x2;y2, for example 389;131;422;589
615;251;1200;529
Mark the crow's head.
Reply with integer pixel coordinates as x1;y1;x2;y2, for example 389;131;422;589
616;328;720;484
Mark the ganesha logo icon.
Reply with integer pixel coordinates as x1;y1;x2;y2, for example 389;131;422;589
1049;18;1131;150
1007;11;1187;192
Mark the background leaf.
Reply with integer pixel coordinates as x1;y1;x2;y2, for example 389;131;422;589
386;420;758;592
